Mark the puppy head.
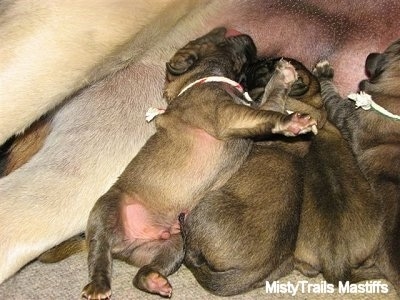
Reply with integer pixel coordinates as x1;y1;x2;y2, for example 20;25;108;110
163;27;257;102
246;57;322;109
245;57;326;128
360;38;400;97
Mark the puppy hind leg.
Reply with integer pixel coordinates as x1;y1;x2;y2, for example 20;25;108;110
82;233;113;300
266;256;295;282
132;234;184;298
313;61;354;129
294;258;320;278
82;188;123;300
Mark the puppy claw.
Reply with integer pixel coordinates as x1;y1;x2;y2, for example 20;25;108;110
134;270;173;297
276;59;298;87
81;282;111;300
313;60;334;80
273;112;318;136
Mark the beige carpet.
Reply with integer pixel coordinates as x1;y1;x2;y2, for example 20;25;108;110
0;252;397;299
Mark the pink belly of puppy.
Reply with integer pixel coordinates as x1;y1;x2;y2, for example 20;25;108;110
122;202;181;241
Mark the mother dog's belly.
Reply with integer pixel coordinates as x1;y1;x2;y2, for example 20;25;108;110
212;0;400;95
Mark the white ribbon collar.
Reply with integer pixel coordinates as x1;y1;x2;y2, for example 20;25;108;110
347;91;400;121
146;76;253;122
178;76;253;103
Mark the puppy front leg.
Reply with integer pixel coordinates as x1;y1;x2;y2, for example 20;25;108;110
313;61;354;129
83;235;113;300
215;104;316;139
82;188;122;300
286;98;327;130
259;60;297;112
133;234;184;298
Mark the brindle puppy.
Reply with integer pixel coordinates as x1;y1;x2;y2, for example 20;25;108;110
252;59;383;287
294;95;382;285
183;58;324;296
313;38;400;292
82;28;316;299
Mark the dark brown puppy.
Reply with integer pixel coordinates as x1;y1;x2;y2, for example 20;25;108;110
294;100;383;285
253;58;383;285
183;58;323;296
82;28;316;299
313;38;400;292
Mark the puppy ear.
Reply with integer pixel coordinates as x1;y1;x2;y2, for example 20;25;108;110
206;27;227;39
289;77;309;97
166;53;197;76
166;27;228;77
365;52;387;79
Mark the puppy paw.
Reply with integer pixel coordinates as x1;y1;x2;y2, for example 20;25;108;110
313;60;334;81
81;281;111;300
275;59;298;88
133;269;172;298
273;112;317;136
295;259;320;278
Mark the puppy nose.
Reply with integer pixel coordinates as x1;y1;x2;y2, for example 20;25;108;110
225;28;242;37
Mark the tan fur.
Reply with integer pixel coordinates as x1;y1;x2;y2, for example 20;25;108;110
0;0;204;144
0;0;210;284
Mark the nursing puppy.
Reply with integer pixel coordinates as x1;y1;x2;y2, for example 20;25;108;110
82;28;316;299
294;97;383;285
185;54;383;295
183;58;323;296
313;38;400;292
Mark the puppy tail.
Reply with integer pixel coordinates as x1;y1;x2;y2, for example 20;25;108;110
38;233;86;263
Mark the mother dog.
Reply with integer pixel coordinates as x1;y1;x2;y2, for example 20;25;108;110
1;0;400;284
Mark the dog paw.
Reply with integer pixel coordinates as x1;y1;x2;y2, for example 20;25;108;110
273;112;317;136
134;269;173;298
275;59;298;88
294;259;320;278
81;282;111;300
313;60;334;81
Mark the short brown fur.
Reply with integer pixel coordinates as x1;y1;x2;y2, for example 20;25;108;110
314;38;400;293
81;28;316;299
